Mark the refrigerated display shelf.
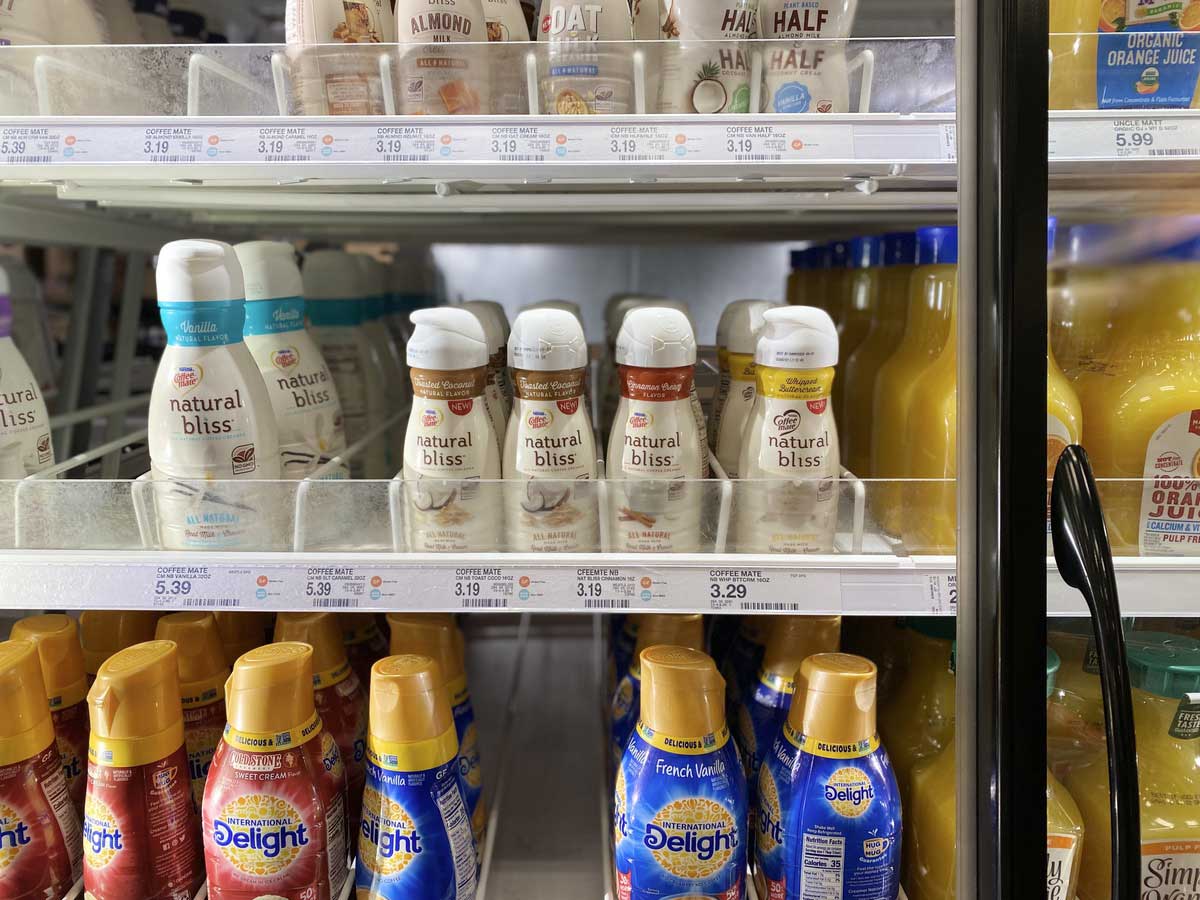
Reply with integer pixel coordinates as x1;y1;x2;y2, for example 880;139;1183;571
1047;555;1200;617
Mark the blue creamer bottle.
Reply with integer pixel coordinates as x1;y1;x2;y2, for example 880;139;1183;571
356;654;477;900
615;645;748;900
779;653;900;900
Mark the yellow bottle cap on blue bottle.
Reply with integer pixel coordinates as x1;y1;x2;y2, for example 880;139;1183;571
640;645;725;739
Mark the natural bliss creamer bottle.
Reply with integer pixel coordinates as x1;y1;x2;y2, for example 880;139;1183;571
503;307;599;553
395;0;489;116
464;300;513;450
0;639;82;900
614;645;748;900
0;270;53;477
234;241;348;480
149;240;282;550
735;306;841;554
355;654;478;900
203;643;351;900
403;308;502;553
656;0;757;113
757;0;857;113
711;299;775;478
84;641;203;900
536;0;634;114
285;0;397;115
607;307;706;553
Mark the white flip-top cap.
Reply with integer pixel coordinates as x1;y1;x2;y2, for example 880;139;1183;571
462;300;510;352
302;249;361;302
509;308;588;371
756;306;839;369
723;300;777;354
156;240;244;303
407;308;488;370
523;299;584;331
616;307;696;368
234;241;302;302
606;294;665;343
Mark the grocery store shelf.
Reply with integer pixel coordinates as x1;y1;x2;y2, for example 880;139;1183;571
1048;555;1200;617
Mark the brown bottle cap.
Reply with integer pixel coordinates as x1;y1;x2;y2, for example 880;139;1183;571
0;640;56;766
10;614;88;709
225;642;316;739
796;653;878;745
213;611;274;664
640;645;725;738
274;612;351;688
632;614;705;664
155;612;230;708
88;640;184;766
386;613;465;684
760;616;842;690
79;611;159;676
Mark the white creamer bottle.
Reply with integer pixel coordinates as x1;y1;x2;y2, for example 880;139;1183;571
535;0;634;114
356;254;410;471
395;0;489;115
711;299;774;477
0;259;57;399
503;308;598;552
303;250;390;480
656;0;757;113
463;300;513;448
403;308;502;552
99;0;145;42
735;306;840;553
286;0;396;115
0;274;53;478
148;240;282;551
757;0;856;113
482;0;530;114
388;250;438;348
234;241;349;480
607;307;705;552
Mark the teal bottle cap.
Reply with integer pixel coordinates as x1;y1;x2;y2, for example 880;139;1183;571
1127;632;1200;699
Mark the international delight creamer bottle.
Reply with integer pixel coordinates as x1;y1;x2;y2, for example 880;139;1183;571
0;639;82;900
355;655;478;900
203;643;351;900
615;645;748;900
341;613;391;687
79;611;159;684
84;641;203;900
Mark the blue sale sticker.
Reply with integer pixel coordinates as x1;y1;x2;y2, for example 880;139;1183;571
1097;0;1200;108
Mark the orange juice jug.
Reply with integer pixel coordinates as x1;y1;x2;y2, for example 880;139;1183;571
871;226;956;537
1047;619;1107;780
825;239;851;332
1050;224;1123;383
1047;218;1084;542
832;236;883;428
842;232;917;478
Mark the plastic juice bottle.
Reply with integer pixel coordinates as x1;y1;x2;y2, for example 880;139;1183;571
213;611;274;664
1067;631;1200;900
786;248;810;307
614;646;748;900
154;613;230;815
464;300;513;448
1047;620;1107;780
871;226;957;538
78;611;159;683
1046;217;1084;542
824;240;851;332
356;654;478;899
0;639;83;900
0;276;54;477
833;236;883;428
841;232;917;478
84;641;203;900
712;300;775;478
358;255;410;470
1044;648;1086;900
1050;224;1123;383
203;642;350;900
386;614;486;849
10;614;89;818
341;613;390;687
779;653;901;899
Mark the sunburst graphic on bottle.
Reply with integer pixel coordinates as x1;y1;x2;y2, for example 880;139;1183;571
823;767;875;818
359;786;422;877
212;794;310;877
756;766;782;855
83;795;124;869
613;765;628;848
644;797;738;880
0;803;28;871
460;722;482;790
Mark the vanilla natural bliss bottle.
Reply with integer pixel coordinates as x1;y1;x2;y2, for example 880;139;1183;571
149;240;282;551
464;300;513;449
712;299;774;477
235;241;348;479
0;270;53;476
504;308;599;552
736;306;840;553
403;308;502;553
286;0;397;115
656;0;757;113
395;0;489;115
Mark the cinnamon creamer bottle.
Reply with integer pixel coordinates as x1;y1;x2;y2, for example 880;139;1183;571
286;0;397;115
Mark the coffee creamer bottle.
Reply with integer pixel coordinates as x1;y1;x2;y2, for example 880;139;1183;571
464;300;514;449
608;307;705;552
0;639;83;900
213;611;274;665
503;307;599;552
736;306;841;554
481;0;531;114
358;255;411;472
757;0;856;113
10;614;90;819
84;641;203;900
0;258;58;399
395;0;489;115
656;0;757;113
78;611;160;684
615;645;748;899
403;308;502;553
356;654;478;900
149;240;282;551
286;0;396;115
274;612;369;842
712;299;774;477
467;300;514;410
203;643;351;900
154;613;230;816
341;612;391;687
132;0;174;43
0;276;53;478
536;0;634;114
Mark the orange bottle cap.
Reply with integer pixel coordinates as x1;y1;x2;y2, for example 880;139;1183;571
155;612;230;708
796;653;878;746
88;640;185;768
760;615;842;691
79;610;159;676
224;642;317;746
386;614;465;684
639;645;725;739
274;612;351;688
10;614;88;709
0;640;56;766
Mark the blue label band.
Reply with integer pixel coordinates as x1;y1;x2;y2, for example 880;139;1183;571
307;299;364;327
244;296;306;336
388;293;433;316
159;300;246;348
362;297;387;321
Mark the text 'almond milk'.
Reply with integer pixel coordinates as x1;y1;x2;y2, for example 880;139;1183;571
395;0;488;115
286;0;397;114
756;0;856;113
504;307;599;552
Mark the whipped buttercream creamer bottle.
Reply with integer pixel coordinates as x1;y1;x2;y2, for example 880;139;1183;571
711;299;775;478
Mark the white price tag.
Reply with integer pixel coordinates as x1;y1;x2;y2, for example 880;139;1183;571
487;126;554;162
603;125;673;162
304;566;391;610
147;565;276;609
719;125;789;162
572;567;638;610
253;125;335;163
451;567;511;609
0;126;63;164
370;125;438;162
923;573;958;614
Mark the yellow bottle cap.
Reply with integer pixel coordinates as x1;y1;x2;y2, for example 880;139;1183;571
224;642;319;750
79;611;160;676
214;611;274;664
155;612;230;709
366;655;459;772
386;614;465;684
640;645;725;739
760;615;842;691
88;641;185;768
10;614;88;710
0;640;56;766
274;612;352;689
631;615;704;675
796;653;878;746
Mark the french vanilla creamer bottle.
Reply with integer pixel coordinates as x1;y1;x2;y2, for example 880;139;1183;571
656;0;757;113
607;307;706;552
503;308;599;552
0;272;53;477
736;306;840;554
711;299;774;477
536;0;634;113
756;0;856;113
395;0;489;115
235;241;349;480
464;300;513;450
286;0;397;115
149;240;282;551
403;308;502;553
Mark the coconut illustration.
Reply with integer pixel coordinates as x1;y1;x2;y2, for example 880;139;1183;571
691;61;728;113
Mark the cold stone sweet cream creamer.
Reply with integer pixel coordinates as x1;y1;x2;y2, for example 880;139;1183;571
0;639;83;900
735;306;841;554
235;241;349;480
608;307;706;552
536;0;634;113
84;641;203;900
395;0;489;115
464;300;513;450
286;0;396;115
0;276;53;478
711;299;775;478
757;0;856;113
355;654;478;900
358;255;411;472
403;308;502;553
656;0;757;113
202;642;351;900
614;645;748;900
503;307;599;552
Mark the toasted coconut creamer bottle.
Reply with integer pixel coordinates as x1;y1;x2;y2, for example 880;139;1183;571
235;241;349;480
84;641;203;900
711;299;774;477
0;639;83;900
0;258;58;399
203;643;351;900
535;0;634;114
656;0;757;113
607;307;705;552
403;308;502;553
0;272;53;477
736;306;840;554
149;240;283;551
504;308;599;552
615;645;748;900
395;0;489;115
286;0;396;115
464;301;513;450
355;654;478;900
757;0;856;113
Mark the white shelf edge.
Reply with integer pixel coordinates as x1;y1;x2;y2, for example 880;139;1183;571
1048;555;1200;617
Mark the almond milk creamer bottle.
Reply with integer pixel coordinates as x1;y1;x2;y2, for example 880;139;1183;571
395;0;489;115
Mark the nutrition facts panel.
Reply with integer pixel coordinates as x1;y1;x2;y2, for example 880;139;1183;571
799;832;845;899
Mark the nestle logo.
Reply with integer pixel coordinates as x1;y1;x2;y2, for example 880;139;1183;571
772;409;802;436
271;348;298;369
1155;451;1184;472
421;408;442;427
629;411;651;429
